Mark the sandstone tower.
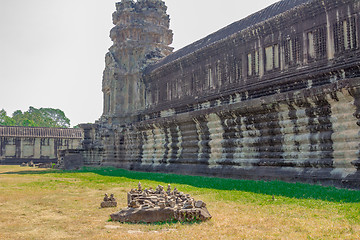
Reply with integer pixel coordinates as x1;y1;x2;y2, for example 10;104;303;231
101;0;173;124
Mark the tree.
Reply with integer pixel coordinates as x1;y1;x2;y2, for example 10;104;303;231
0;107;71;128
37;107;71;128
0;109;16;126
11;110;35;127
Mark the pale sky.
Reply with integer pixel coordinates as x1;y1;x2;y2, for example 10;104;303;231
0;0;279;127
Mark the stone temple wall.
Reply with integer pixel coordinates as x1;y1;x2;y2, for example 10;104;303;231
0;126;82;165
87;0;360;188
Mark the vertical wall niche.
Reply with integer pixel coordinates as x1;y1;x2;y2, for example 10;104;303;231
156;88;160;103
173;80;178;99
247;53;252;76
307;31;315;59
283;35;302;66
314;26;327;59
104;90;111;114
265;46;274;71
166;82;171;101
264;44;279;71
207;68;213;89
254;50;259;75
307;26;327;61
234;58;242;82
334;16;358;53
247;51;259;76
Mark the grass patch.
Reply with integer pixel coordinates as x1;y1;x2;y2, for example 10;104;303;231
4;166;359;203
1;166;360;239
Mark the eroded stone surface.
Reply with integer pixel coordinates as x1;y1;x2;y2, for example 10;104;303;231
102;0;173;121
110;183;211;223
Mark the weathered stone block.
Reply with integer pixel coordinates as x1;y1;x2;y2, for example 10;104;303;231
101;202;117;208
111;207;175;223
111;183;212;223
62;152;84;170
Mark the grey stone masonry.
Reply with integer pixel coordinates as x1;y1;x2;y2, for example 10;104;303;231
79;0;360;189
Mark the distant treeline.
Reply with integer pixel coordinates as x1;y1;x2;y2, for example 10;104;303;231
0;107;70;128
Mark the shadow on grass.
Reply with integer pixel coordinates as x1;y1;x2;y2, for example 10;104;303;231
108;218;202;226
2;166;360;203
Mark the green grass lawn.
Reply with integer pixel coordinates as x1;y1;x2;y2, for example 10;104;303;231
0;165;359;239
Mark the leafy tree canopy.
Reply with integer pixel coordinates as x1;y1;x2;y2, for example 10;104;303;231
0;109;16;126
0;107;71;128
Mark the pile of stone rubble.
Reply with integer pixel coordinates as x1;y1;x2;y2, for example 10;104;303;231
110;182;212;223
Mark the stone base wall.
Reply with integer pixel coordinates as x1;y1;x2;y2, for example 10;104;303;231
57;148;104;170
102;78;360;189
56;124;104;169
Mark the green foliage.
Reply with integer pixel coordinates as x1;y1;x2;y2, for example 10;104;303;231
0;107;70;128
0;109;16;126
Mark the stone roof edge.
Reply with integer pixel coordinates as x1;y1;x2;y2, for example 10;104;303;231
144;0;314;74
0;126;83;139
